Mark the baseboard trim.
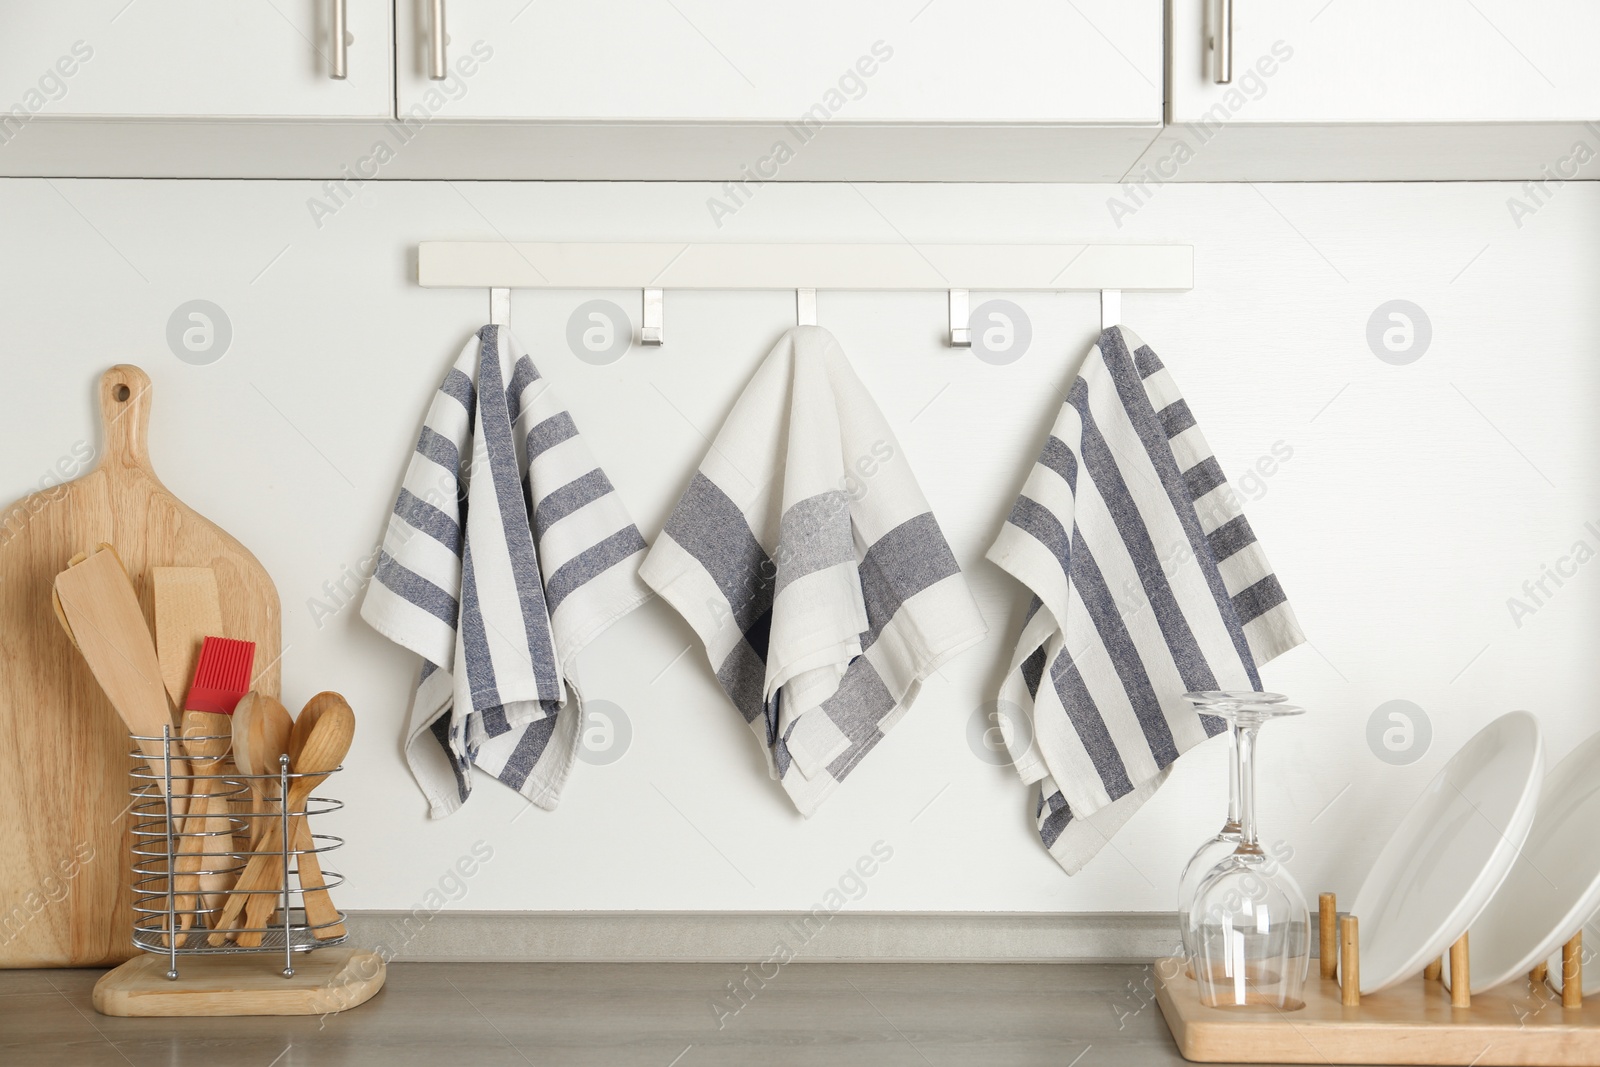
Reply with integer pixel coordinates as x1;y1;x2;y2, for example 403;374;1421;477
344;911;1182;964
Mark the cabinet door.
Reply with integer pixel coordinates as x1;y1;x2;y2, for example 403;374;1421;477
0;1;393;118
1170;0;1600;123
395;0;1161;124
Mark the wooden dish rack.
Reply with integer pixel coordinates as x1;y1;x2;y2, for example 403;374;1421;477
1155;890;1598;1065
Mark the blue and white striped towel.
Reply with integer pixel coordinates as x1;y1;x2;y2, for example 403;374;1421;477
987;326;1305;874
642;326;988;816
361;325;651;817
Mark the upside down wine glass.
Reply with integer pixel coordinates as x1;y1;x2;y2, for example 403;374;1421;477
1175;691;1287;968
1185;700;1310;1010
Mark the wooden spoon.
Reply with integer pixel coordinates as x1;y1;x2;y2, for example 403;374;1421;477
230;693;263;850
231;692;292;851
212;695;262;945
208;693;292;944
287;692;351;940
250;694;294;854
236;693;354;947
214;695;353;946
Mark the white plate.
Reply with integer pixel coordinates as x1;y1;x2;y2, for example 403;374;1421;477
1448;728;1600;993
1350;710;1543;995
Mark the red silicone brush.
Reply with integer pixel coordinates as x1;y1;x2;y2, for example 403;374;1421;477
185;636;256;715
174;636;257;936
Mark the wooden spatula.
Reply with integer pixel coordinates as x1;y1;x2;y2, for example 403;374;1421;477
152;567;223;709
152;567;228;866
53;545;189;816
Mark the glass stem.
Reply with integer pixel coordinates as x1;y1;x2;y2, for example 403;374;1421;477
1223;723;1242;834
1235;720;1262;854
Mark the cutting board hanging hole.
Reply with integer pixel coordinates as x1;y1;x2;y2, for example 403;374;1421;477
99;365;154;472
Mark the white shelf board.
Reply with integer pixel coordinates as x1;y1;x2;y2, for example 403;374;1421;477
416;242;1193;292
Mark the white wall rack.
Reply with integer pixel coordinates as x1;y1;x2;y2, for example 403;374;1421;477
416;242;1193;347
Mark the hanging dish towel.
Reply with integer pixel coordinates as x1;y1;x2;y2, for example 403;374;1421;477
361;325;651;817
987;326;1305;874
642;325;988;816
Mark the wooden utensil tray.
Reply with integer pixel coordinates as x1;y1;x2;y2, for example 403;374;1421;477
94;948;385;1018
1156;892;1596;1065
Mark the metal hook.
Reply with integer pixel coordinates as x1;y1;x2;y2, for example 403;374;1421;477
1100;289;1121;334
796;288;817;327
642;288;664;346
490;287;511;329
949;289;971;347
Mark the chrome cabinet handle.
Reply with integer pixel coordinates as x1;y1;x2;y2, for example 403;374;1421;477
429;0;447;79
331;0;348;79
1210;0;1233;84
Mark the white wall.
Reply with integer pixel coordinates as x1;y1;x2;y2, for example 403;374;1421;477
1;178;1596;915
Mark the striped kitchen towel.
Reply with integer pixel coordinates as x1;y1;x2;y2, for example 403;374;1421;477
987;326;1305;874
641;325;988;816
361;325;651;817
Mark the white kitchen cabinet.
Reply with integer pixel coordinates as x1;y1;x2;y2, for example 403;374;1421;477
394;0;1162;124
1170;0;1600;124
4;0;1597;179
0;1;393;119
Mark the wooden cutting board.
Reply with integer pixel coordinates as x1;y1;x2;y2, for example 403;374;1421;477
0;365;281;968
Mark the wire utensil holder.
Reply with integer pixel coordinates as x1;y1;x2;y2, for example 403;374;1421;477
127;726;347;980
